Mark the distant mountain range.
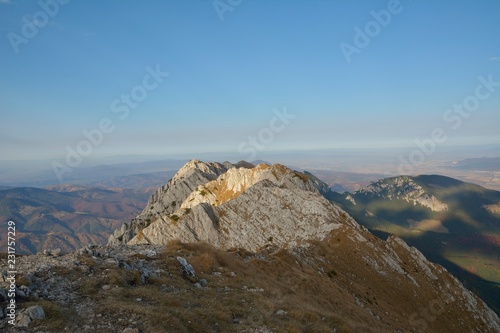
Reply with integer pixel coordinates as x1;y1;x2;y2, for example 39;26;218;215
102;159;499;332
0;159;186;187
81;170;176;192
453;157;500;171
0;186;151;254
1;160;499;321
327;175;500;314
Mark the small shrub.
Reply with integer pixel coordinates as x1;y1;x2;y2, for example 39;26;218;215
15;273;31;287
188;252;218;273
108;268;142;287
80;278;101;295
293;171;310;183
23;300;69;331
78;255;97;268
218;208;227;218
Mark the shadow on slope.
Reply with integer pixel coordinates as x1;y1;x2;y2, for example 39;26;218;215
370;228;500;315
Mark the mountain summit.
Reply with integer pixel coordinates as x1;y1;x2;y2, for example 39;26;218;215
109;160;348;250
3;161;500;332
106;160;500;332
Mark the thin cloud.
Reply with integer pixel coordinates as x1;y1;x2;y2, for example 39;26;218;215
488;56;500;61
0;0;12;4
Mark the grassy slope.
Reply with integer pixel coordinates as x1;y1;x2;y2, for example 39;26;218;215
327;175;500;314
11;239;497;333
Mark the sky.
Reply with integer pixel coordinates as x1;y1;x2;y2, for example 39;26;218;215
1;0;499;164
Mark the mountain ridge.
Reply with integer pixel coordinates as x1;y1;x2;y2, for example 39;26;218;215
0;186;151;254
328;174;500;314
2;160;500;332
109;160;348;250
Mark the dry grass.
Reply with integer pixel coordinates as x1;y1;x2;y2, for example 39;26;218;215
150;241;353;332
3;208;496;333
0;240;359;332
77;254;97;267
293;171;310;183
107;268;143;287
79;277;102;296
54;240;353;332
22;299;76;331
15;273;31;287
163;240;242;269
12;236;487;332
207;179;246;206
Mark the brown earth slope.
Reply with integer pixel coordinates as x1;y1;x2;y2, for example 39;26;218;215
0;186;151;254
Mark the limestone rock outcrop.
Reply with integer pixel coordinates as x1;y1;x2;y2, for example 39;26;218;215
355;176;449;211
111;160;349;251
108;160;235;245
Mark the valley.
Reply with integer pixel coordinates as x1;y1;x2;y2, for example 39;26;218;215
1;159;499;332
1;160;499;332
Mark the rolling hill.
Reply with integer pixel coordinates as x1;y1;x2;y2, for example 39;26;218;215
0;186;151;254
327;175;500;314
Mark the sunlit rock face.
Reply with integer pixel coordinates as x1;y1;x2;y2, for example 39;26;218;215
355;176;448;212
102;160;500;332
116;160;349;251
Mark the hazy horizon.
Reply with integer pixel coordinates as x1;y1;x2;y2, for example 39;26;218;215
2;1;499;167
1;1;499;188
1;144;499;190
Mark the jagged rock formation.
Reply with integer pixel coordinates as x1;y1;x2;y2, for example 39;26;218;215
108;160;234;246
3;160;500;332
2;231;500;332
355;176;448;211
110;160;352;251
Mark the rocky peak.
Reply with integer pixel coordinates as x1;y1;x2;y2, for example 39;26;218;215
7;161;499;332
120;161;349;251
172;159;230;182
355;176;448;212
180;163;328;210
108;160;332;247
108;160;234;246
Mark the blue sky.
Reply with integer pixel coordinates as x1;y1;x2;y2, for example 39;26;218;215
1;0;499;162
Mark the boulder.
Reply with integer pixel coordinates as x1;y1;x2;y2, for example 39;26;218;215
25;305;45;320
51;248;62;257
177;257;195;277
16;305;44;327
